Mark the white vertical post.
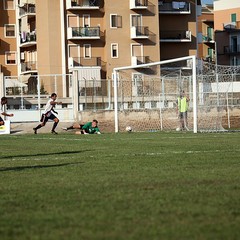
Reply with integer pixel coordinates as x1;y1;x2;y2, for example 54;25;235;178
37;75;41;111
108;79;111;109
192;55;197;133
60;0;67;97
159;94;163;131
54;75;57;94
0;73;4;98
226;92;230;129
113;69;118;133
72;70;79;121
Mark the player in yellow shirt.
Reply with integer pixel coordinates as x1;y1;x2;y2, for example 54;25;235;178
176;90;190;131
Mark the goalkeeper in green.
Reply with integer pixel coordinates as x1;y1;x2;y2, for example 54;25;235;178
62;119;101;134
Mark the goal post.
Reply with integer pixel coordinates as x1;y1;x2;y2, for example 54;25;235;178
113;55;197;133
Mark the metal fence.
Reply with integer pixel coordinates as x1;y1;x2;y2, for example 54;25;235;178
2;74;74;122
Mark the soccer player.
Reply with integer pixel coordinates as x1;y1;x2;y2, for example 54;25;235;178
33;93;62;134
176;90;190;131
0;97;14;126
62;119;101;134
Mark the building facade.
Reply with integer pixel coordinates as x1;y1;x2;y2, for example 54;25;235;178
0;0;200;99
214;0;240;65
1;0;161;96
159;0;201;65
198;3;215;63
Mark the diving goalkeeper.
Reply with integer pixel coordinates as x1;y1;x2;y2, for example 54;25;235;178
62;119;101;134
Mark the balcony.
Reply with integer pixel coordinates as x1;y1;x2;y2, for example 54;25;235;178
66;0;100;9
223;21;240;32
160;30;191;42
68;57;101;68
130;0;148;10
159;1;190;14
202;35;214;43
20;32;37;47
202;56;216;63
224;45;240;55
19;5;36;18
131;26;149;39
131;56;150;66
68;27;100;39
21;61;37;73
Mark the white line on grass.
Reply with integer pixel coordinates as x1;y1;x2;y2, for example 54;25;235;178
12;135;201;142
126;149;240;157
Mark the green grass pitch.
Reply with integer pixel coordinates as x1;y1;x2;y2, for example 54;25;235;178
0;132;240;240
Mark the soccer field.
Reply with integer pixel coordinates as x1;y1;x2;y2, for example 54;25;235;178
0;132;239;240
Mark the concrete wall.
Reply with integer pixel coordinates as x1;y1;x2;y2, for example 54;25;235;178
214;0;240;11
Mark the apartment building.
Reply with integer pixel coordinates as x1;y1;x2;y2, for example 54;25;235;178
214;0;240;65
198;3;215;63
159;0;201;67
0;0;161;96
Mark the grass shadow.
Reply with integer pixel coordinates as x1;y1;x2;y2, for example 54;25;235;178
1;150;90;159
0;161;84;172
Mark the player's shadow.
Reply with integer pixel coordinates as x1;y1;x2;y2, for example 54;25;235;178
0;150;90;172
0;161;84;172
1;150;90;159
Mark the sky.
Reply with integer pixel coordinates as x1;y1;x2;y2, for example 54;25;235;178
201;0;213;4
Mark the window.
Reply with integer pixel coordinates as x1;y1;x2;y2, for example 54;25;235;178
231;57;239;66
5;25;15;37
207;27;213;40
131;14;142;27
69;44;80;67
110;14;122;28
4;0;15;10
83;14;90;27
5;52;17;65
208;48;213;58
84;44;91;58
111;43;118;58
231;13;237;23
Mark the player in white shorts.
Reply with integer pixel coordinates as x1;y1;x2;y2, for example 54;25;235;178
33;93;62;134
0;97;14;126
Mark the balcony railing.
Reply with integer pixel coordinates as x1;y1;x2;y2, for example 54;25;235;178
20;32;36;46
131;26;149;39
202;56;216;63
132;56;150;66
223;21;240;31
66;0;100;9
202;35;214;42
68;57;101;68
19;5;36;17
160;30;191;42
224;45;240;55
159;1;190;14
130;0;148;9
68;27;100;39
21;61;37;72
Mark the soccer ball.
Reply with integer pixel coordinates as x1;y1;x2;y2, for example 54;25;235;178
126;126;132;132
176;127;181;131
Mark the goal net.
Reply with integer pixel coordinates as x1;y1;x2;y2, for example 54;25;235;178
113;56;240;133
197;61;240;132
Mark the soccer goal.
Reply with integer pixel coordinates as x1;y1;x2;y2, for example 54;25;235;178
113;56;197;133
113;56;240;133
